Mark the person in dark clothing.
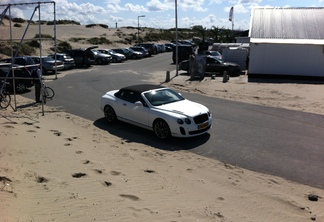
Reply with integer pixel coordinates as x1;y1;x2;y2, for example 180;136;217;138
32;68;42;103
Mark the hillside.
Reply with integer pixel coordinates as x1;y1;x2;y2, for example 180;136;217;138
0;19;170;58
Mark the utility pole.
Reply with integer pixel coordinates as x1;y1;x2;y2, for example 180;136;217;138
137;15;145;44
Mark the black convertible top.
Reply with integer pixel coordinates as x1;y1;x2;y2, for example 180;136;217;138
120;84;164;93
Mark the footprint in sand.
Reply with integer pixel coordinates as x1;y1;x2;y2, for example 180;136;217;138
72;173;87;178
120;194;140;201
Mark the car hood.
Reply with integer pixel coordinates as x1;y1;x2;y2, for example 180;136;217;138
114;53;125;57
223;61;239;67
98;53;111;58
155;99;208;117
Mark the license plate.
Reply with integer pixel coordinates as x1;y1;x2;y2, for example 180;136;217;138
198;122;209;129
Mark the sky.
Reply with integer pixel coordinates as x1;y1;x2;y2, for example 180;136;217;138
1;0;323;31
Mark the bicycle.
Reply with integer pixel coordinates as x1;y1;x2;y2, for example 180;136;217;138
41;80;55;103
0;81;11;109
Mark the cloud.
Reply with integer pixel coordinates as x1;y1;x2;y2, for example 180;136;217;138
178;0;208;12
146;0;173;11
124;3;147;13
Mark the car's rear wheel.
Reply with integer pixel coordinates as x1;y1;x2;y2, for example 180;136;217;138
104;105;117;123
153;119;170;139
15;82;27;94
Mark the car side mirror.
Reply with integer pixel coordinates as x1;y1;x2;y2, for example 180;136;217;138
134;101;143;106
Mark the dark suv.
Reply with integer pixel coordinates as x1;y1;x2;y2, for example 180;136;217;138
0;56;37;72
64;46;96;67
133;43;158;56
0;63;34;93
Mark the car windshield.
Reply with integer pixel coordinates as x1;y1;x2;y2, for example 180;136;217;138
210;51;221;56
144;88;184;106
108;50;115;54
43;57;55;62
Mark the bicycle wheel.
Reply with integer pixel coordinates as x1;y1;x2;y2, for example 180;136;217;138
44;87;55;99
0;92;11;109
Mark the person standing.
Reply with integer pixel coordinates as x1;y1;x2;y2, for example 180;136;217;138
32;68;42;103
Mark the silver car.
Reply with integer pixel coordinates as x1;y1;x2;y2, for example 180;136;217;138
97;49;126;63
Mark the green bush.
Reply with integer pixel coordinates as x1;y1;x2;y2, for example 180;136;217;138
13;23;22;28
57;41;72;52
86;24;96;28
87;37;111;45
34;34;52;39
69;37;86;42
47;20;81;25
28;40;40;48
12;18;25;23
99;24;108;29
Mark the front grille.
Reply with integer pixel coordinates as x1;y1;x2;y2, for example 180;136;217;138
193;113;209;124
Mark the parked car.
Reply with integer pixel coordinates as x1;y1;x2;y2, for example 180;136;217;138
179;56;241;76
112;48;143;59
97;49;126;63
91;49;112;65
164;43;174;52
172;45;195;64
0;56;37;72
48;53;75;70
201;50;222;60
129;46;149;57
100;84;212;139
30;56;64;75
64;46;96;67
157;44;166;53
0;63;34;93
133;43;158;56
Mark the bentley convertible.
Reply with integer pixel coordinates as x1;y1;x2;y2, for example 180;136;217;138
100;84;212;139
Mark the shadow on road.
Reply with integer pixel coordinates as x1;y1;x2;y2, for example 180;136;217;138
93;117;210;151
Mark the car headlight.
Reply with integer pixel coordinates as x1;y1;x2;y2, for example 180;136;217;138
177;119;184;124
184;118;191;124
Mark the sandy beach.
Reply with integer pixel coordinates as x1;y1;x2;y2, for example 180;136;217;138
1;21;324;221
1;74;324;221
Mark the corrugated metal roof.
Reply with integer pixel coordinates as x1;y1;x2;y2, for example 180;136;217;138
249;7;324;44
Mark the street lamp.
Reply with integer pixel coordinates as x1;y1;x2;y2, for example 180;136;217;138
137;15;145;43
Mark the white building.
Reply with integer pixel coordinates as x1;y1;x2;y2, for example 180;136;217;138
248;7;324;81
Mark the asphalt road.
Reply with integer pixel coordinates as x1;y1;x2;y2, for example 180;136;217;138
23;52;324;189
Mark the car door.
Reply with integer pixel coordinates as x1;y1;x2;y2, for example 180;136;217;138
206;57;222;73
116;90;149;127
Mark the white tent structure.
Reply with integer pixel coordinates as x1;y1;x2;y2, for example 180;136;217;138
248;7;324;81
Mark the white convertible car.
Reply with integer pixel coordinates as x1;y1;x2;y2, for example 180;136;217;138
100;84;212;139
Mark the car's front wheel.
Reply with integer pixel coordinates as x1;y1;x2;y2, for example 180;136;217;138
104;105;117;123
96;58;103;65
153;119;170;139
